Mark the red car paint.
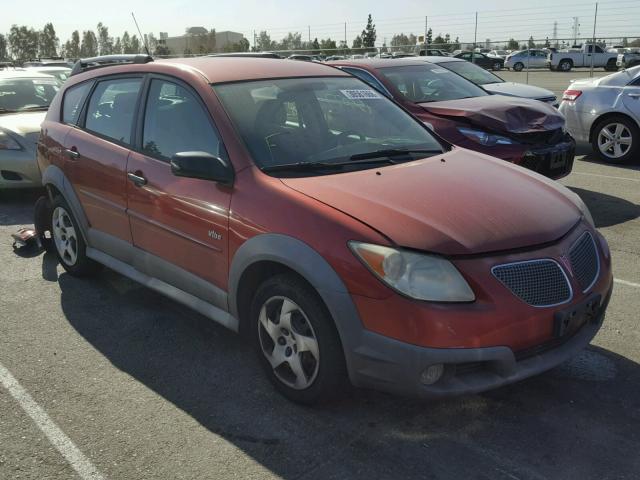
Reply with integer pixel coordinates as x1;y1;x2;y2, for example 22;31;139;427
37;57;611;398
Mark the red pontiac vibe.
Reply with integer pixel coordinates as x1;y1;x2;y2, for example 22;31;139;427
328;58;575;179
36;55;612;404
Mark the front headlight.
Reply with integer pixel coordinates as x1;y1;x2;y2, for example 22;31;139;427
0;130;22;150
349;242;475;302
457;127;518;146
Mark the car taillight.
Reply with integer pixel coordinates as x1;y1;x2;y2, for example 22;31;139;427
562;90;582;101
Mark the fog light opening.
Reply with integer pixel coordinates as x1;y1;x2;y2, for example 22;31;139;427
420;364;444;385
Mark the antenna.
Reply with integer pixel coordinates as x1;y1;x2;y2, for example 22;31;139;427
131;12;151;56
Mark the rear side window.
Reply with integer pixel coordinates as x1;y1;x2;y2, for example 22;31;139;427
62;82;91;125
142;79;223;161
85;78;143;145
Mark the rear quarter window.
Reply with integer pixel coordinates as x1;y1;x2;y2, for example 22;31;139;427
62;82;92;125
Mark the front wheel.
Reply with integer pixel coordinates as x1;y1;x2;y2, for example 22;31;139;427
558;59;573;72
251;274;347;404
513;62;524;72
492;61;502;71
591;116;638;164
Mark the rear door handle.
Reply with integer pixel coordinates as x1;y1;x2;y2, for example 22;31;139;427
65;148;80;159
127;172;147;187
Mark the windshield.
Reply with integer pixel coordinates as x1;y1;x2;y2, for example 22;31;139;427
378;64;488;103
0;77;60;112
214;77;443;175
437;61;503;85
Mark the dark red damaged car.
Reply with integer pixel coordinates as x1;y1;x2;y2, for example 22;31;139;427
329;58;575;179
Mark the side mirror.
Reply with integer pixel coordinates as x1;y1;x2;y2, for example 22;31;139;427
170;151;234;186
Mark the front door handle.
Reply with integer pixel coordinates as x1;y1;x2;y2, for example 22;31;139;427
65;148;80;159
127;172;147;187
628;93;640;99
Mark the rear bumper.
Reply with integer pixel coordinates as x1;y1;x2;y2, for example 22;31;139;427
0;149;42;189
348;284;611;398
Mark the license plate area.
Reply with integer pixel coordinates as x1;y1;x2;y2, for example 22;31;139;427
549;149;568;169
553;294;602;338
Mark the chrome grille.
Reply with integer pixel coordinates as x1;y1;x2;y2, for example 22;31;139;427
492;260;571;307
569;232;599;292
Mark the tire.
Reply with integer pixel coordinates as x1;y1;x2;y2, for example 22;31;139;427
492;61;502;71
591;115;639;164
250;273;348;405
604;59;618;71
50;196;101;276
513;62;524;72
558;59;573;72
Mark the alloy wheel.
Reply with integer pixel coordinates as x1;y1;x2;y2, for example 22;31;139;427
597;123;632;159
258;296;320;390
52;206;78;266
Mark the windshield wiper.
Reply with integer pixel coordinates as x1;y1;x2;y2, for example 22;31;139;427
349;148;441;161
261;157;395;173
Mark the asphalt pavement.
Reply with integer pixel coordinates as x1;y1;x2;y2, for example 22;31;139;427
1;154;639;477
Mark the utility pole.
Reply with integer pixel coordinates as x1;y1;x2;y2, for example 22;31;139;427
424;16;428;48
572;16;580;45
344;22;347;54
590;3;598;77
308;25;311;44
472;12;478;62
253;30;256;52
553;21;558;48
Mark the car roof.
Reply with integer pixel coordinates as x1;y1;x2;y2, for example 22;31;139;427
328;57;466;69
153;57;348;83
24;66;71;71
0;70;58;79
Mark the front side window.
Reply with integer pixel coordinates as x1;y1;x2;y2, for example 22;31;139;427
142;79;223;161
214;77;443;175
342;68;389;95
438;61;503;85
62;82;92;125
378;64;488;103
0;77;60;113
85;78;142;145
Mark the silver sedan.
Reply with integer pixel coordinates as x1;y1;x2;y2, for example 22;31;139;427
0;71;60;188
559;66;640;164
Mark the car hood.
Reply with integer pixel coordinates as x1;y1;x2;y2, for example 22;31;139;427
483;82;556;100
0;111;45;137
416;96;564;133
281;148;582;256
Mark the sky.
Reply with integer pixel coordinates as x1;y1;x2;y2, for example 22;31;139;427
2;0;639;47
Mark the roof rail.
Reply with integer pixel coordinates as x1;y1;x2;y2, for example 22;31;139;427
70;54;153;76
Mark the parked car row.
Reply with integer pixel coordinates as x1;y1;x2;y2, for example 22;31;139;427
26;54;611;405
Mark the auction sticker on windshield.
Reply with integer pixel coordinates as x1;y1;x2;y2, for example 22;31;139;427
340;89;382;100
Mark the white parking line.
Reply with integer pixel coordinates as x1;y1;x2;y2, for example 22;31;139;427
615;278;640;289
0;362;105;480
573;172;640;183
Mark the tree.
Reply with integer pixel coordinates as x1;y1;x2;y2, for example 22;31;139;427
390;33;410;52
254;31;276;52
361;14;376;50
433;34;446;47
39;23;58;57
112;37;122;54
352;35;363;51
320;38;337;56
277;32;303;51
0;34;8;60
528;36;535;48
145;33;158;53
544;37;551;48
80;30;98;57
97;23;113;55
507;38;519;50
310;38;320;55
8;25;39;62
130;35;141;54
121;31;131;54
154;44;170;56
206;29;216;52
426;28;433;45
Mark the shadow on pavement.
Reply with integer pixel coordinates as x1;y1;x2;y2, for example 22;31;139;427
56;269;640;480
0;189;42;226
576;149;640;170
569;186;640;228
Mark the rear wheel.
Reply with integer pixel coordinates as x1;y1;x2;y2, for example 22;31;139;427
604;59;618;71
513;62;524;72
51;196;101;276
558;59;573;72
492;61;502;71
591;115;638;164
251;273;347;404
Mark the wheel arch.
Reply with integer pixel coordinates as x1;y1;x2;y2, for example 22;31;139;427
228;234;365;374
589;111;640;142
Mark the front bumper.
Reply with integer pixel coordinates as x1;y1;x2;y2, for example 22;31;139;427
348;284;611;398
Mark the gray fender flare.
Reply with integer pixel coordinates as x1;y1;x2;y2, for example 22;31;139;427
228;234;365;376
42;164;90;243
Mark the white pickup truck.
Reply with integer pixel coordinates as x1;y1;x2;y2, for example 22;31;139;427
547;44;618;72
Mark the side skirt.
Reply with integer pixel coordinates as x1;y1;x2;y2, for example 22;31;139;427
86;247;239;333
